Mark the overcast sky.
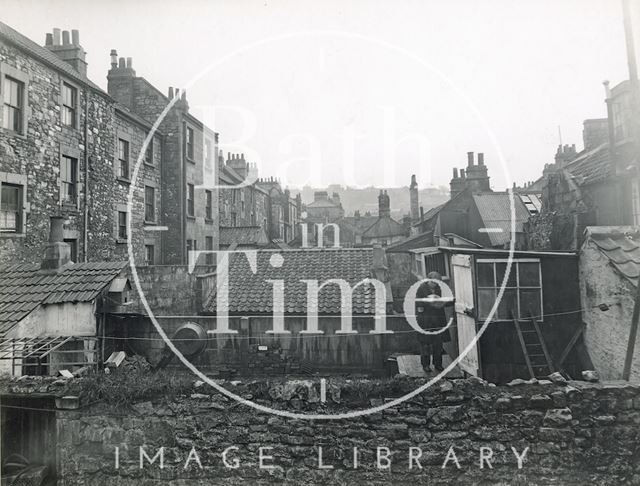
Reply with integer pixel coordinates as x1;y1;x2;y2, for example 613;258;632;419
1;0;635;190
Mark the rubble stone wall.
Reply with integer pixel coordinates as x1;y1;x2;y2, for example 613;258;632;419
54;378;640;485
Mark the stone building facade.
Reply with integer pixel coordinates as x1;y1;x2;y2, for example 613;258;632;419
0;22;157;265
106;51;218;264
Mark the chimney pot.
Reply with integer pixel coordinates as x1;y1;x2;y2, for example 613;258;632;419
62;30;70;45
71;29;80;46
181;90;186;101
110;49;118;68
467;151;474;167
477;153;484;166
118;57;125;68
460;169;466;178
453;167;459;178
168;87;174;99
53;28;61;45
126;57;132;68
45;33;53;46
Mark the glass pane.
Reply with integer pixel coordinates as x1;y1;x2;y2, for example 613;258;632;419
477;262;494;287
520;289;542;319
497;288;518;320
1;185;19;209
496;262;517;287
477;288;496;319
518;262;540;287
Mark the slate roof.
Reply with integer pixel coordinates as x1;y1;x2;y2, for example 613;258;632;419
0;261;127;336
563;143;612;186
472;193;531;246
386;231;434;252
0;21;107;96
205;248;377;314
219;226;269;247
585;226;640;286
362;216;407;239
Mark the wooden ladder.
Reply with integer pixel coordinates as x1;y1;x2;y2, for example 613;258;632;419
513;314;555;379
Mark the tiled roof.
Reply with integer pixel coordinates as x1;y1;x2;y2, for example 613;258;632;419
205;248;377;314
472;193;531;246
219;226;269;247
0;21;107;96
362;216;407;238
0;261;126;336
564;144;611;186
585;226;640;286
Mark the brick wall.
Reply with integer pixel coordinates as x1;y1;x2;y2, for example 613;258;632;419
51;377;640;485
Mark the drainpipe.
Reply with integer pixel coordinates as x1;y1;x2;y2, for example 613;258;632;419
83;90;90;262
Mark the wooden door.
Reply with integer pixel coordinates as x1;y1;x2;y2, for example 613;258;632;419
451;254;480;376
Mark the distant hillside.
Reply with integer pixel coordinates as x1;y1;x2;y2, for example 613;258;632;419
290;185;449;219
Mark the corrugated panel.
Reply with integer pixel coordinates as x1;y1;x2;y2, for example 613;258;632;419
472;193;531;246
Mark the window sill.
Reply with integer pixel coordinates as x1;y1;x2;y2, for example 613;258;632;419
144;162;155;169
1;127;27;139
205;218;214;224
186;215;196;221
116;176;131;185
60;203;79;212
186;157;195;164
144;220;157;225
116;238;128;244
0;232;25;238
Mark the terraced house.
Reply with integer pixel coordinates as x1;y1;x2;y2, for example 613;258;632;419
0;22;163;265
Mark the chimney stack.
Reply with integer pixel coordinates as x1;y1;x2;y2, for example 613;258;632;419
467;152;474;167
41;216;71;272
45;28;87;76
477;153;484;166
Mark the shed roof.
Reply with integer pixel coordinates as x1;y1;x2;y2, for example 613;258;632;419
0;261;127;336
204;248;378;315
219;226;270;247
584;226;640;287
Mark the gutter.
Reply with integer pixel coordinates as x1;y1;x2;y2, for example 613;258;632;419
83;89;89;262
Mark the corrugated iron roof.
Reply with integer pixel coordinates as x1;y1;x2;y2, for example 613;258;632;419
0;261;127;335
205;248;377;315
472;193;531;246
585;226;640;286
0;21;107;96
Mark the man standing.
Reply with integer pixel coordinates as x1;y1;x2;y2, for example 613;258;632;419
415;271;453;372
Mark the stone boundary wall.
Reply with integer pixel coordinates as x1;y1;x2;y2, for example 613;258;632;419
49;377;640;485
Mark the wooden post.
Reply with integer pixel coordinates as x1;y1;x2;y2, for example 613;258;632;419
623;281;640;380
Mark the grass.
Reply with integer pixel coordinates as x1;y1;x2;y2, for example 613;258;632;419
65;367;194;408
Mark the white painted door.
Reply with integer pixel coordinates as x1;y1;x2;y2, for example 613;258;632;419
451;253;480;377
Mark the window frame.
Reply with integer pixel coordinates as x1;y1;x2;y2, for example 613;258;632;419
0;172;28;236
144;185;156;223
145;244;155;266
0;182;21;233
117;137;130;180
185;126;195;161
205;189;213;221
60;80;78;129
475;258;543;322
64;238;78;262
116;209;128;242
186;183;195;217
60;154;78;208
205;236;214;265
144;136;154;166
1;63;29;137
